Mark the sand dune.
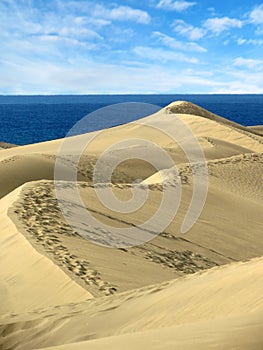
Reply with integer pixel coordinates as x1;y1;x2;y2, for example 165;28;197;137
8;168;262;298
1;257;262;349
0;101;262;349
145;152;263;201
167;100;263;139
248;125;263;136
0;185;92;317
0;102;262;200
0;154;89;198
0;142;17;149
38;313;263;350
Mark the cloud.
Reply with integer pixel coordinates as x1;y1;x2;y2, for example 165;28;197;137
37;34;105;51
172;17;243;41
233;57;263;69
54;1;150;24
133;46;198;63
203;17;243;34
93;4;150;24
109;28;134;43
1;54;263;94
248;4;263;34
249;4;263;25
0;57;208;94
236;38;247;45
211;68;263;93
207;7;216;16
156;0;196;12
73;17;111;28
171;20;205;40
58;27;103;40
237;38;263;46
152;31;207;52
211;83;263;94
0;2;104;42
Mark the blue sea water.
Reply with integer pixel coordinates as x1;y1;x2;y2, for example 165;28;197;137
0;94;262;146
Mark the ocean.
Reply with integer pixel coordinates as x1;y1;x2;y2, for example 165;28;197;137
0;94;263;146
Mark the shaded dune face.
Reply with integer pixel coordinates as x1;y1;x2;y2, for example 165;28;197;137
0;154;88;198
0;141;17;149
0;101;262;350
0;155;57;198
248;125;263;136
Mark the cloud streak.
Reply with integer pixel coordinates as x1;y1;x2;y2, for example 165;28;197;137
152;31;206;52
133;46;198;63
156;0;196;12
233;57;263;69
92;4;151;24
171;20;206;40
203;17;243;35
249;4;263;25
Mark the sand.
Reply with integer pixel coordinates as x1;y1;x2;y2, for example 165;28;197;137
248;125;263;136
0;142;17;149
0;185;92;316
1;258;263;349
0;101;262;349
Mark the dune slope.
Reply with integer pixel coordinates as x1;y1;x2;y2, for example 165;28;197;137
0;186;92;317
0;257;263;349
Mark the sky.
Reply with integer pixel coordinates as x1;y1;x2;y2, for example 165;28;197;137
1;0;263;94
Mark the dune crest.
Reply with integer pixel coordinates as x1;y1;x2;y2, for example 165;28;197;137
166;100;263;137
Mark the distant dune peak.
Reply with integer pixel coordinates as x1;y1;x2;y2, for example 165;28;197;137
165;101;263;142
166;100;219;119
0;141;17;149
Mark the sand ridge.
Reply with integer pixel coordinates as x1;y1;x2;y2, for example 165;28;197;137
166;100;263;141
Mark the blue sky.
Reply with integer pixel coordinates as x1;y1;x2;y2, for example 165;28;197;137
1;0;263;94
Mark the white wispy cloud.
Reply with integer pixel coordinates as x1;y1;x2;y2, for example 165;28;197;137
0;2;104;42
109;28;135;43
172;16;243;41
171;20;206;40
249;4;263;25
211;82;263;94
37;35;105;51
92;4;150;24
58;27;103;40
0;57;208;94
152;31;207;52
237;38;248;45
248;4;263;34
212;68;263;93
156;0;196;12
203;17;243;34
207;7;216;16
73;17;111;28
2;54;263;94
133;46;198;63
54;1;150;24
237;38;263;46
233;57;263;69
